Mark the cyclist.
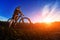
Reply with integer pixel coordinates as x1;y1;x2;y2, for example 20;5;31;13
12;6;24;23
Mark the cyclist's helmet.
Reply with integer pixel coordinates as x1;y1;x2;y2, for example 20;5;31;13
16;6;21;10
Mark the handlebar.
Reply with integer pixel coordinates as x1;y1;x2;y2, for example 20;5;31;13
19;15;24;17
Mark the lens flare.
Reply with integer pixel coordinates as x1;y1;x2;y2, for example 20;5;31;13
41;3;60;23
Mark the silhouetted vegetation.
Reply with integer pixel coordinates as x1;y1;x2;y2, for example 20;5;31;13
0;21;60;40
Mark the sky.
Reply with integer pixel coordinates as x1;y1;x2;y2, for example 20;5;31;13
0;0;60;23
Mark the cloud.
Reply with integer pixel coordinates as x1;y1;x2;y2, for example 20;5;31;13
0;16;8;21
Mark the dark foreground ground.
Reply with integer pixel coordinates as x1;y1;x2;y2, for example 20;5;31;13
0;21;60;40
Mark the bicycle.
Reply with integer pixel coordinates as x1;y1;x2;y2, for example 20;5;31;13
7;15;32;39
7;15;32;27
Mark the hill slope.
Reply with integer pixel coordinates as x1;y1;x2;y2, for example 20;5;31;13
0;21;60;40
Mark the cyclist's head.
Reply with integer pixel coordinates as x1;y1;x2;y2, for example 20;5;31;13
16;6;21;10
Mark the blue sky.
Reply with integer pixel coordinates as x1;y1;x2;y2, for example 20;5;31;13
0;0;60;23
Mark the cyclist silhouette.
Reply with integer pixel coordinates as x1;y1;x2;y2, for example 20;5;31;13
8;6;32;27
12;6;24;23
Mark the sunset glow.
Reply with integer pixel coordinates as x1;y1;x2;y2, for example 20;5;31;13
32;3;60;23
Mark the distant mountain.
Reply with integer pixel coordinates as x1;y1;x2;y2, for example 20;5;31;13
0;16;8;21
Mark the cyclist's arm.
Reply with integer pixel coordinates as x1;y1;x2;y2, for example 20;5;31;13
19;10;24;16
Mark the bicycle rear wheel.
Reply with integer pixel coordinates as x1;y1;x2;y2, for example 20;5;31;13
7;18;15;27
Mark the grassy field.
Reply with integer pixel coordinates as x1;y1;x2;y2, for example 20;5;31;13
0;21;60;40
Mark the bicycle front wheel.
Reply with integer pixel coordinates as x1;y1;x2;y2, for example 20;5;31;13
19;17;32;24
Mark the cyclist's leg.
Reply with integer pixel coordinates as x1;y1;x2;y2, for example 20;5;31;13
22;18;24;23
14;15;19;25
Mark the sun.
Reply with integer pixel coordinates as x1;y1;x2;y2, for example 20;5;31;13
42;17;53;24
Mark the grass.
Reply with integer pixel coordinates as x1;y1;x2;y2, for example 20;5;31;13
0;21;60;40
